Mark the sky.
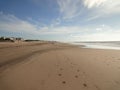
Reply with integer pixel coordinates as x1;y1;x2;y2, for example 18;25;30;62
0;0;120;41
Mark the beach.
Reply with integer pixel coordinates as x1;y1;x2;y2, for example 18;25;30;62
0;42;120;90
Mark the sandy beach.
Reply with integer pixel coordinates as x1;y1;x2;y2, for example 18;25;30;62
0;42;120;90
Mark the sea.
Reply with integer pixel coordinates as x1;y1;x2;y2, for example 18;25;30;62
72;41;120;50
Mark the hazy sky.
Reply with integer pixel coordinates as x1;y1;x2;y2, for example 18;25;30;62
0;0;120;41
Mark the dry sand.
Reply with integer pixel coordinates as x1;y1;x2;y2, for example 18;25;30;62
0;42;120;90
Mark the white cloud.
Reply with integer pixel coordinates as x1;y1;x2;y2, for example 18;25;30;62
82;33;120;41
0;13;39;35
57;0;82;19
1;12;120;41
57;0;120;21
83;0;120;13
71;31;120;41
84;0;107;8
50;18;61;27
102;0;120;14
0;12;83;36
86;15;101;21
0;13;66;36
67;24;120;41
84;0;120;20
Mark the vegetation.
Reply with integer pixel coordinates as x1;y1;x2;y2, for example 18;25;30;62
0;37;14;42
0;37;5;41
25;39;40;42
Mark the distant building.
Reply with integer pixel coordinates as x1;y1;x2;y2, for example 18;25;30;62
0;37;24;42
11;37;24;42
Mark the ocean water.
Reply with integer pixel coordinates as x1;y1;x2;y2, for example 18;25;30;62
72;42;120;50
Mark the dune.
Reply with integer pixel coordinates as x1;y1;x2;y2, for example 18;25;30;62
0;42;120;90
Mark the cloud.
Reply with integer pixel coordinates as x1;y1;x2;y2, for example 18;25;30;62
74;32;120;41
70;25;120;41
84;0;120;20
102;0;120;14
0;12;120;41
84;0;107;8
71;31;120;41
50;18;61;27
57;0;120;21
0;12;66;36
57;0;82;19
0;12;38;34
0;12;83;37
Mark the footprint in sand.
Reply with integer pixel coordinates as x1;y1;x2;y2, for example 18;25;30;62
62;81;66;84
77;69;80;72
83;83;87;87
115;81;120;84
83;71;86;74
75;75;78;78
117;59;120;60
60;68;63;71
94;85;101;90
58;74;62;76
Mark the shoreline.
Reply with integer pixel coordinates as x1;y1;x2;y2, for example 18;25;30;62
0;42;120;90
72;42;120;50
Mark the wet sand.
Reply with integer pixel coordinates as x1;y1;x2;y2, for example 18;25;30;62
0;42;120;90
